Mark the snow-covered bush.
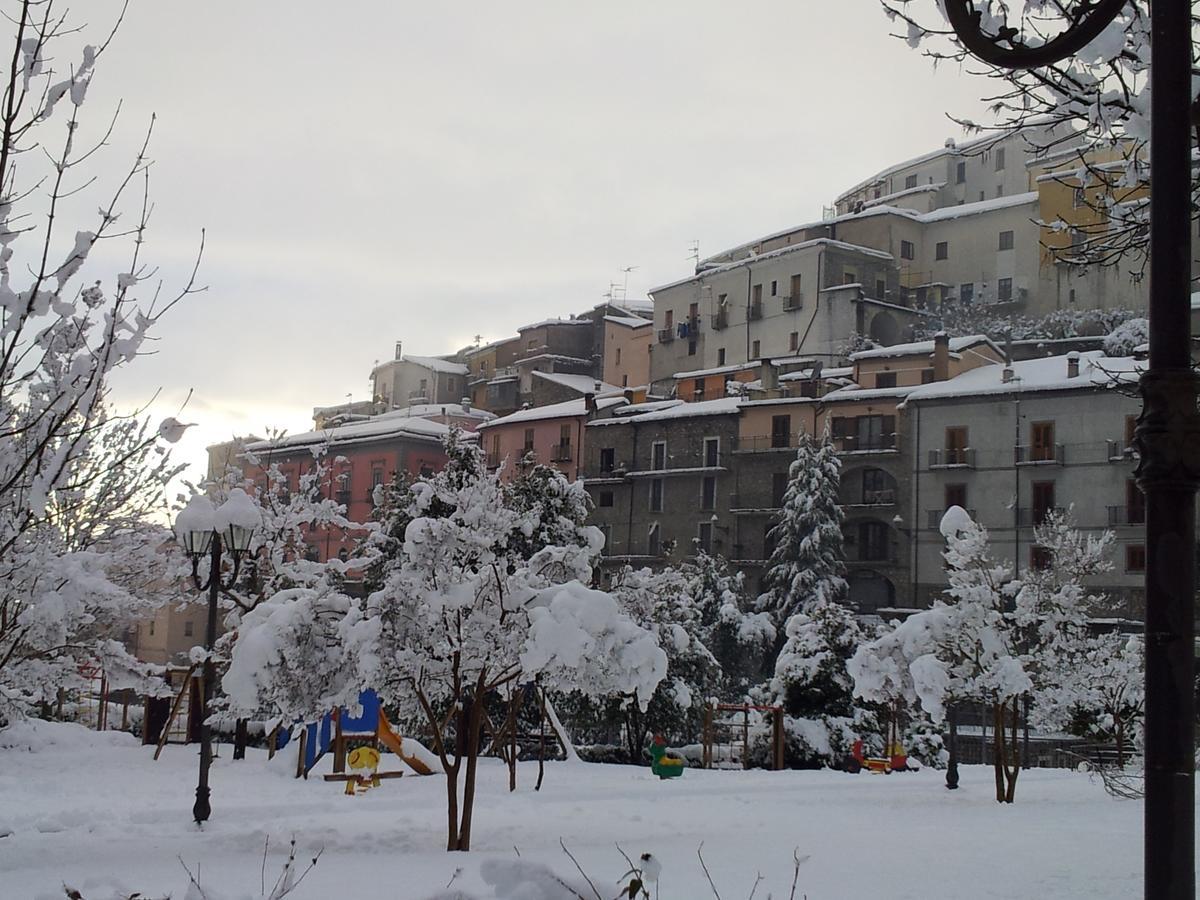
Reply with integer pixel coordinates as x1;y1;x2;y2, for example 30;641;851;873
1102;317;1149;357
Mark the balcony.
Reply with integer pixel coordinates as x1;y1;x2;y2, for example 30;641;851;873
861;488;896;506
687;315;702;333
748;300;763;321
1107;439;1138;462
711;310;728;330
657;328;675;343
1107;505;1146;526
550;442;574;463
1015;444;1065;465
834;433;898;453
729;492;781;512
407;390;429;403
1017;506;1065;527
782;294;803;311
735;434;799;453
929;447;976;468
927;508;977;529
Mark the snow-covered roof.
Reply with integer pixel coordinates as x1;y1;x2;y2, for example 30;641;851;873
479;396;626;429
517;317;593;331
603;314;652;329
617;298;654;314
849;335;1000;362
516;353;592;367
591;397;743;426
672;361;761;380
862;181;945;209
462;336;519;357
532;370;622;395
400;355;469;375
244;415;451;454
778;365;853;383
820;384;918;403
905;351;1141;402
376;402;494;421
611;399;685;417
650;238;893;295
917;191;1038;223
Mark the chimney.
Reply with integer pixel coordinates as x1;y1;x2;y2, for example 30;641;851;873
1067;351;1080;378
394;341;403;361
594;379;603;393
1002;367;1015;384
932;332;950;382
584;392;596;414
461;396;471;411
759;358;779;392
623;387;634;404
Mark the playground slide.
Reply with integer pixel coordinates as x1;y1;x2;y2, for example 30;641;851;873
377;710;438;775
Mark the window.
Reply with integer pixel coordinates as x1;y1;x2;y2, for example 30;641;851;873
419;378;428;396
789;332;799;351
995;184;1004;197
524;428;535;452
945;483;967;510
998;277;1013;302
622;374;628;386
771;472;789;507
875;279;886;298
935;241;949;260
771;414;791;449
900;240;915;260
718;292;727;306
648;523;661;557
770;280;778;296
1031;546;1052;570
1032;481;1056;525
697;522;713;554
998;230;1014;251
704;437;720;467
692;378;704;399
752;284;763;304
921;368;935;384
1031;421;1055;461
995;147;1006;170
598;525;612;555
1125;415;1138;450
615;347;622;366
717;348;726;366
959;282;975;304
490;432;501;462
844;271;857;284
858;521;891;561
945;426;968;464
559;422;571;448
149;620;156;636
979;191;986;202
1127;479;1145;524
764;521;778;559
688;301;699;320
665;309;674;329
875;371;897;389
651;441;666;470
1072;186;1086;208
595;448;616;475
752;340;761;359
688;340;697;356
956;161;966;184
863;469;890;504
599;490;614;508
371;465;385;492
790;274;803;303
649;479;664;512
1126;544;1147;573
701;477;716;510
904;173;919;189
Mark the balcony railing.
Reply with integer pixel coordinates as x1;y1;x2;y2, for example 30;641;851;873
1107;505;1146;526
929;447;976;468
687;315;702;333
782;294;803;311
1015;444;1065;465
1106;439;1138;462
861;488;896;506
748;301;763;321
1017;506;1065;527
550;442;574;462
657;328;675;343
835;433;898;453
735;434;799;452
711;310;728;330
927;508;977;529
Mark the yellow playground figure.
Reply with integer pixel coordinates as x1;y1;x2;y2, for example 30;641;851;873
344;745;382;795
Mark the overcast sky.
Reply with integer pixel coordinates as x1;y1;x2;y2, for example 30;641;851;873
64;0;994;482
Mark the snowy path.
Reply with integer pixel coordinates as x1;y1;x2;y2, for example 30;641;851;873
0;722;1158;898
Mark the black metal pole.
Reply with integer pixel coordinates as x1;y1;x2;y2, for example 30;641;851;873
946;703;959;790
193;534;222;825
1136;2;1198;896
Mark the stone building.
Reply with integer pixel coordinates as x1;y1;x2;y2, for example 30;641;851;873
370;348;469;410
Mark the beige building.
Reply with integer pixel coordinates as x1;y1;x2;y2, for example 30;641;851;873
601;313;652;389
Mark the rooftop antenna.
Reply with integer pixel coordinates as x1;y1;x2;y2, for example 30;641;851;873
619;265;638;301
686;241;700;267
473;334;482;346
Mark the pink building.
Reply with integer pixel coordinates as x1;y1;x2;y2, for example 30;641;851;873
477;395;627;482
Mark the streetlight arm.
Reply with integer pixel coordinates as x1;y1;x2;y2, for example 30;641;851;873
941;0;1129;70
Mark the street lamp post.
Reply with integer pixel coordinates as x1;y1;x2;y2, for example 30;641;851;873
940;3;1198;896
174;489;260;825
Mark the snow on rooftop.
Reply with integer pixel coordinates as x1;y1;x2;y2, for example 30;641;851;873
778;365;854;383
376;402;494;421
603;314;652;328
532;370;622;395
596;396;743;425
672;360;761;380
849;335;998;362
400;355;469;375
905;351;1141;403
517;317;593;331
820;383;919;403
862;181;945;209
918;191;1038;223
479;396;627;429
245;414;451;454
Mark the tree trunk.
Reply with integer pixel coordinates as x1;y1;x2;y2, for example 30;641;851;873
1003;698;1020;803
445;761;460;851
536;686;546;792
993;703;1005;802
457;692;486;851
1115;720;1125;767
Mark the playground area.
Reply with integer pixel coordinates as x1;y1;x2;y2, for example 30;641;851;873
0;719;1156;899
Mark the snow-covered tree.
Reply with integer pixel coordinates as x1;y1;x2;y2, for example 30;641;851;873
757;598;877;768
883;2;1167;276
1102;317;1149;357
0;3;203;725
688;551;775;697
758;431;847;624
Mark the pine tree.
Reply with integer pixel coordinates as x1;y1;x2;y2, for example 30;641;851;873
759;430;848;623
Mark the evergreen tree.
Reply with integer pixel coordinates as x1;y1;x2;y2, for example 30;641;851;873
759;430;848;623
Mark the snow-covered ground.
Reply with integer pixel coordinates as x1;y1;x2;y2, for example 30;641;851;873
0;722;1155;899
